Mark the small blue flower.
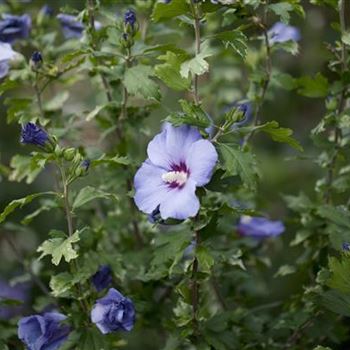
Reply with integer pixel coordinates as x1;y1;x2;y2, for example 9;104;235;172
18;312;70;350
268;22;301;44
124;9;136;28
91;288;136;334
237;216;285;239
57;14;85;39
20;123;49;147
91;265;112;292
0;14;31;43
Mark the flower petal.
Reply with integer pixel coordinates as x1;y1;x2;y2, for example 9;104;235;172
18;316;44;345
134;160;169;214
159;179;199;220
91;303;108;324
164;123;201;164
186;139;218;186
147;130;172;169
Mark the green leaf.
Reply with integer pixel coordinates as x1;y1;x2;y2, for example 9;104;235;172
321;289;350;317
155;51;191;91
218;143;258;189
44;91;69;111
297;73;329;98
0;192;57;224
152;0;190;22
313;346;333;350
208;30;247;59
251;121;303;151
9;153;52;184
317;205;350;228
274;264;296;277
37;230;80;266
144;231;191;280
72;186;118;210
327;256;350;293
79;328;109;350
180;42;214;78
50;272;74;297
92;154;130;166
268;2;293;23
196;246;214;274
165;99;211;128
123;65;161;101
272;72;297;91
341;31;350;46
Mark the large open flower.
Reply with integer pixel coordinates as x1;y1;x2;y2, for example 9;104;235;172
134;123;218;220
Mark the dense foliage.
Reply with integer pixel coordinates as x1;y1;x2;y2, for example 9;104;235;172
0;0;350;349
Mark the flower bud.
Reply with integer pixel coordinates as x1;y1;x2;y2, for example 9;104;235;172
30;51;43;71
120;32;134;49
123;9;137;36
63;148;76;161
20;122;54;152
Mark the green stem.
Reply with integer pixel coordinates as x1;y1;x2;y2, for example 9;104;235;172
58;163;89;313
87;0;113;103
191;229;200;336
191;1;201;105
34;72;44;120
324;0;347;204
243;3;271;146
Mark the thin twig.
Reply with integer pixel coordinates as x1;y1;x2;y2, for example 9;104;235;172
324;0;347;204
210;276;227;310
191;1;201;105
88;0;113;103
242;4;271;146
191;230;200;336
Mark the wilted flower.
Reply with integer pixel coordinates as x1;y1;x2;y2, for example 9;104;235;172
134;123;218;220
124;9;136;28
91;288;136;334
81;159;90;171
268;22;301;44
237;216;285;238
18;312;70;350
30;51;43;70
0;42;18;79
0;14;31;43
91;265;112;292
20;123;49;147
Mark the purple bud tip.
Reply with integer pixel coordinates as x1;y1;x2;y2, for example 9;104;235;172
124;9;136;27
343;242;350;251
81;159;90;171
41;5;54;17
31;51;43;63
20;122;49;147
